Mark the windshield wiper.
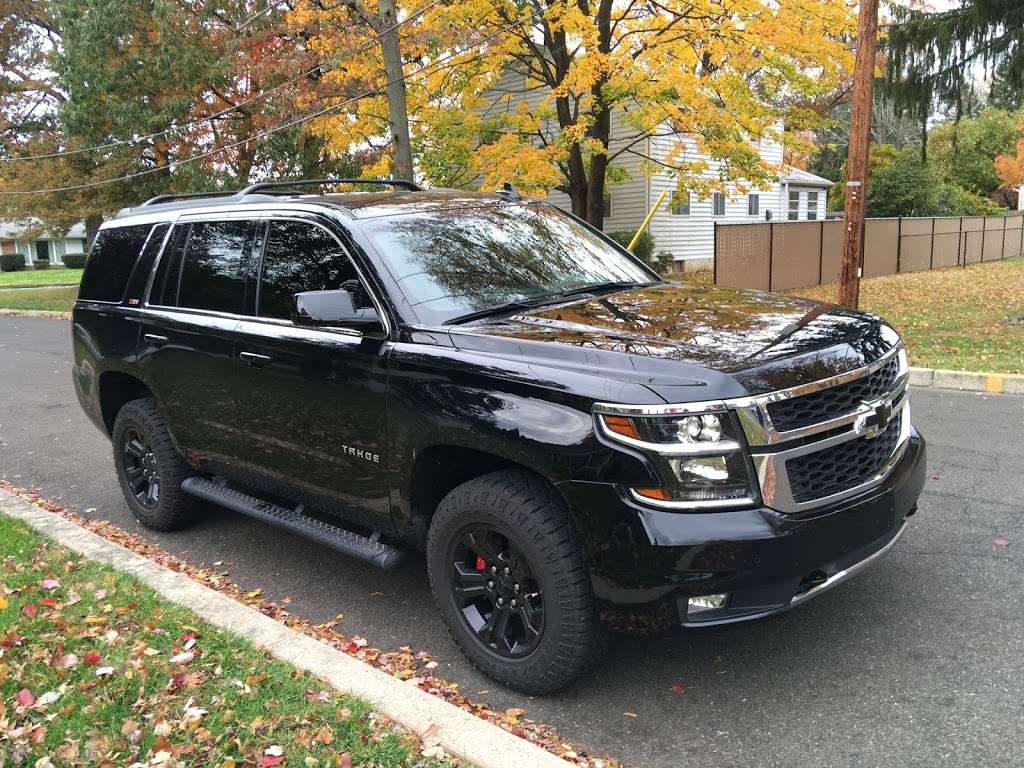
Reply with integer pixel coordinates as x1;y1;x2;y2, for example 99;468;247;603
445;281;651;326
553;279;649;298
445;295;571;325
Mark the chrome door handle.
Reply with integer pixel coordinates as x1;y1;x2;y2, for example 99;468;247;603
239;351;273;367
143;333;168;346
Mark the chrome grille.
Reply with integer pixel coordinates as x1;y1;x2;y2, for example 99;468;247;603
767;355;901;433
786;415;903;503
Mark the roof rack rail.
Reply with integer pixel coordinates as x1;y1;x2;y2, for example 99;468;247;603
140;190;240;206
238;178;422;195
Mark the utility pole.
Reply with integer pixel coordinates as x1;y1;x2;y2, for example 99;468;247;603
839;0;881;308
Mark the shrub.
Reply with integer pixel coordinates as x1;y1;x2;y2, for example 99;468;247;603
0;254;25;272
63;252;87;269
33;259;51;270
652;250;675;275
607;229;656;263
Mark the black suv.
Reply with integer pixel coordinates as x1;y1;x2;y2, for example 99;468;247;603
72;179;926;693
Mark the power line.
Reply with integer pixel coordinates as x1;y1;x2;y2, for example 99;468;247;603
1;0;444;163
0;6;547;196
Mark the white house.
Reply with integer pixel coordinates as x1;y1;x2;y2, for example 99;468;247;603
480;69;834;271
0;220;87;267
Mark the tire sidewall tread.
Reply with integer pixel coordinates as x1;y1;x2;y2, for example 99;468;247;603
112;397;199;532
426;469;607;694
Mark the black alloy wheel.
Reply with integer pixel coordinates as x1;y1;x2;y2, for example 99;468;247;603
450;526;544;658
121;427;161;508
427;469;608;694
112;397;200;531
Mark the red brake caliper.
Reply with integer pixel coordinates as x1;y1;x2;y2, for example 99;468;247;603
475;555;486;571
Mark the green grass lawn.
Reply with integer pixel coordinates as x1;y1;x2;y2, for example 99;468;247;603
0;267;83;288
789;256;1024;374
0;285;78;311
0;512;448;767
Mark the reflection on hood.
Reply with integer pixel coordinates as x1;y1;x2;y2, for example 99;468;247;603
458;282;888;373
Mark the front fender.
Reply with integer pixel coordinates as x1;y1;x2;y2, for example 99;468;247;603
385;342;658;537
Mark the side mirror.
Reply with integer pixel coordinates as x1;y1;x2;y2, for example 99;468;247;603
292;289;383;333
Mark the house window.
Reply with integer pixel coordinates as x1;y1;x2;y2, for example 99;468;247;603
671;190;690;216
788;190;800;221
748;193;759;217
603;192;612;218
712;192;726;217
806;191;819;221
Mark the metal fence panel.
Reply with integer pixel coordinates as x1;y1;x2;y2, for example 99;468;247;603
770;222;822;291
962;217;984;264
820;220;844;285
863;218;898;276
983;216;1005;261
932;217;961;268
896;217;932;272
713;213;1023;291
714;223;771;290
1003;215;1024;258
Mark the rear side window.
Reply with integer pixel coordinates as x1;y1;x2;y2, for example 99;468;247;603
257;220;359;320
176;221;250;314
79;225;153;302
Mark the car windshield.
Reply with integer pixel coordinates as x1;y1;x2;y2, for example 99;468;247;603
360;202;657;324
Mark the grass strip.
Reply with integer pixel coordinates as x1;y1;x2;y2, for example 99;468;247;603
0;286;78;312
0;269;83;288
0;511;449;768
787;257;1024;374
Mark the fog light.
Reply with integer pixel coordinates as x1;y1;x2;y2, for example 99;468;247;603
688;593;728;614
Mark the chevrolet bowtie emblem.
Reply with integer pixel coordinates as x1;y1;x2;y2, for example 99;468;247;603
853;397;893;439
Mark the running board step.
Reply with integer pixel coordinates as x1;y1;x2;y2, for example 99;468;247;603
180;477;404;570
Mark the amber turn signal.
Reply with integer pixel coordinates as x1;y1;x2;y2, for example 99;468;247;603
601;414;641;440
632;487;673;501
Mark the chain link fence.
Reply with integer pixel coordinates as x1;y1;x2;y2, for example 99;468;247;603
714;213;1024;292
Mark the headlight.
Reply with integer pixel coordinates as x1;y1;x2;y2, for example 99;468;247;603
596;409;759;509
598;410;742;451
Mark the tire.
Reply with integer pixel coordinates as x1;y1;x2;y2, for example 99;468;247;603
426;469;607;694
112;397;200;531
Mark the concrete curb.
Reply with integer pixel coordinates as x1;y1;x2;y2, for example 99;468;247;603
909;366;1024;396
0;489;575;768
0;308;71;320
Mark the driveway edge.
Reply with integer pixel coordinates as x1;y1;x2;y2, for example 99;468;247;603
909;366;1024;395
0;489;574;768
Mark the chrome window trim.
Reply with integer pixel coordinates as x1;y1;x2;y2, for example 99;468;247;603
139;210;390;341
250;214;392;339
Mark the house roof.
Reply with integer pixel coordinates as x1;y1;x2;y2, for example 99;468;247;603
782;167;834;188
0;219;86;239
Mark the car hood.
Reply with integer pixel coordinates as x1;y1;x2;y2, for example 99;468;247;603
444;282;900;400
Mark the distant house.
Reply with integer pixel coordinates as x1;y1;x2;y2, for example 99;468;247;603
480;69;834;271
0;221;87;267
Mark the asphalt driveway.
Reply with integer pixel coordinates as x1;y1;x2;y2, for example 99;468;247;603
2;315;1022;768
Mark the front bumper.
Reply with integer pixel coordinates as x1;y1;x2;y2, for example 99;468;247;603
558;429;926;628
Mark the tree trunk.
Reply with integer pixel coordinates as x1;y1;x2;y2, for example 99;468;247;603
586;102;611;229
377;0;413;181
584;0;613;230
84;212;103;249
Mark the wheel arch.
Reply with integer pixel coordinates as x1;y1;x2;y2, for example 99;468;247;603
98;370;155;435
405;444;569;546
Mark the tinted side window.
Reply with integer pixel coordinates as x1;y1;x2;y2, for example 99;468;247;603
124;223;170;301
79;225;153;302
257;220;359;320
150;225;189;307
177;221;250;314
